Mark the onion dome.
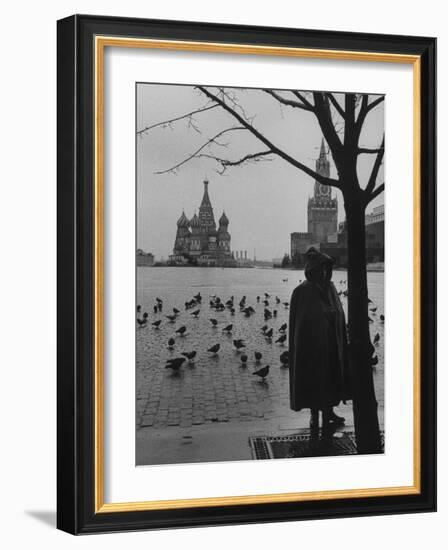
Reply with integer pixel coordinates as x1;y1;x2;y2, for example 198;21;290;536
176;211;189;227
190;213;200;227
219;211;229;226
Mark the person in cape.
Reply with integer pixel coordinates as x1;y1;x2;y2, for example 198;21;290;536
288;246;351;435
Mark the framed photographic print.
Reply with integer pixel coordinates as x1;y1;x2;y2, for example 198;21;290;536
57;14;436;534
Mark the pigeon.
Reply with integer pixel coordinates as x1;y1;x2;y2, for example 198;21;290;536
175;325;187;336
151;320;162;328
256;296;260;302
181;351;197;361
137;305;141;313
282;278;288;282
370;307;377;313
208;343;220;354
263;300;269;307
254;351;262;362
230;308;235;315
275;296;281;304
191;309;200;317
371;355;379;366
253;365;270;381
168;337;175;349
137;313;149;324
279;323;287;332
173;307;180;315
374;332;380;345
368;298;373;304
222;324;233;333
264;293;270;298
265;328;273;338
282;302;289;308
193;292;202;302
165;357;186;371
275;334;287;345
240;354;248;366
380;314;385;322
261;325;268;333
369;317;374;323
273;310;278;317
280;350;289;366
166;314;177;322
233;339;246;350
153;305;158;314
210;318;218;327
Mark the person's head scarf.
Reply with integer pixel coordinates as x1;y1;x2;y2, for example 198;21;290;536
304;246;334;284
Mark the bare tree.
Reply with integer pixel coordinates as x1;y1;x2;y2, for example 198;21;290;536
139;86;384;454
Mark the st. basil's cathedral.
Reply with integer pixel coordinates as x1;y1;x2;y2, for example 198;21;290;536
169;179;237;267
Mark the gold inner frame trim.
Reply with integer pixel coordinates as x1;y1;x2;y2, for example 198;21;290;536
94;35;421;513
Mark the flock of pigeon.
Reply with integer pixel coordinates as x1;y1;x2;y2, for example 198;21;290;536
136;291;292;383
136;279;384;382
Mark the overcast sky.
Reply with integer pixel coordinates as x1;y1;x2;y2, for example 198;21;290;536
137;84;384;261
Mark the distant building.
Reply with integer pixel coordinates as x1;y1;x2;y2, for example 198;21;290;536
365;204;385;263
307;140;338;241
169;179;237;267
291;139;338;264
290;139;384;268
233;250;253;268
136;249;154;266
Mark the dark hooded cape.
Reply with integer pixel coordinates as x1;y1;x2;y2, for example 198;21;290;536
289;280;351;411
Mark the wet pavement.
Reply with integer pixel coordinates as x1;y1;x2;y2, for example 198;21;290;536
136;267;384;465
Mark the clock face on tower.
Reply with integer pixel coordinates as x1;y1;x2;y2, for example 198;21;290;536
319;184;330;196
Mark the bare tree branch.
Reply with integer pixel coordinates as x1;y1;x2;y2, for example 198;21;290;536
218;88;255;123
365;135;385;196
197;86;340;188
153;127;246;174
199;150;274;175
136;104;218;136
313;92;343;158
355;94;384;141
354;94;370;139
326;93;345;119
358;147;383;154
264;90;314;112
291;91;314;110
366;182;384;204
366;95;385;113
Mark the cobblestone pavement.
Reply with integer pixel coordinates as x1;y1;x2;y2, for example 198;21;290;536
136;268;385;432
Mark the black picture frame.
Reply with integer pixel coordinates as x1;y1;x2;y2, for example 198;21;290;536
57;14;436;534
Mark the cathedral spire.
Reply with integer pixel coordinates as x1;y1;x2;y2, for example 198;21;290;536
200;178;212;209
319;138;327;160
198;177;216;230
314;138;331;199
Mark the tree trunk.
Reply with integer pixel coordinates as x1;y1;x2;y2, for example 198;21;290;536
345;193;383;454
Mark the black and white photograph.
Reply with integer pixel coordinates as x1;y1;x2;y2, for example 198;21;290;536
135;83;385;465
